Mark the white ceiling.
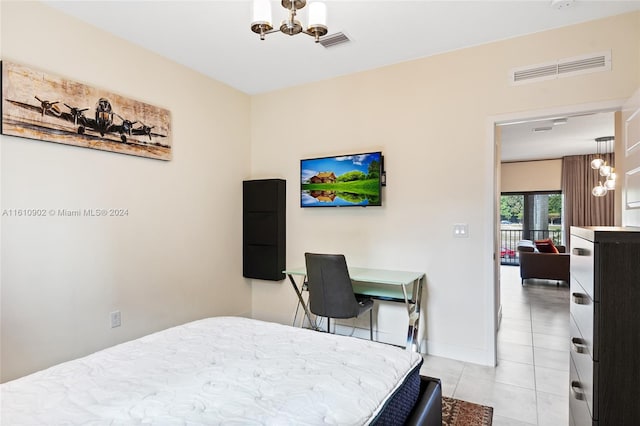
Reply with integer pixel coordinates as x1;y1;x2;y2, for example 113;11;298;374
499;111;615;162
43;0;637;161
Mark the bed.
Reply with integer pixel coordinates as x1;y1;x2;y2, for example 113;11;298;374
1;316;441;425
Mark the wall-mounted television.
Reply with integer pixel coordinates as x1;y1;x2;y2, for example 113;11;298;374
300;151;383;207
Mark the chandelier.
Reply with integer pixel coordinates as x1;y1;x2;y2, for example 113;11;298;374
251;0;328;42
591;136;616;197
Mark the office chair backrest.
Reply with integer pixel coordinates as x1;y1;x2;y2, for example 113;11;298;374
305;253;360;319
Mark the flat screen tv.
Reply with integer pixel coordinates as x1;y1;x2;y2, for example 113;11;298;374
300;151;383;207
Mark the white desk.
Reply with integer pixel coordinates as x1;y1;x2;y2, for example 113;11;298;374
283;266;425;351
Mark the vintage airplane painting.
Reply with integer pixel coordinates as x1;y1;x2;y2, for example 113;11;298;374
1;61;172;161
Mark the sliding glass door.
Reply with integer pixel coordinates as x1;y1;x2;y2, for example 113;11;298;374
500;191;562;265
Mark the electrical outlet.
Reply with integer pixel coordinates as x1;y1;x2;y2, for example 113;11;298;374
110;311;121;328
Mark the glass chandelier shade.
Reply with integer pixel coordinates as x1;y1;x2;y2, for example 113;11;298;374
591;158;604;169
591;136;615;197
251;0;274;38
307;1;328;38
592;182;608;197
599;164;612;177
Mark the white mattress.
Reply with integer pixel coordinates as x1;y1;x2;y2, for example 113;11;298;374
1;316;422;425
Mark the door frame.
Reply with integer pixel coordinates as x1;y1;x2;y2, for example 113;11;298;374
485;98;626;366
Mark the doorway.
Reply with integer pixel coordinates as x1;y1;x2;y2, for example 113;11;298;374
488;99;623;365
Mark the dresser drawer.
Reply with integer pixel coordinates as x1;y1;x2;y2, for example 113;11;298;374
570;316;597;420
570;278;598;361
570;235;596;301
570;355;596;426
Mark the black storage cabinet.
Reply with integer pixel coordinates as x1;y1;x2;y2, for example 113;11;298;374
568;226;640;425
243;179;286;281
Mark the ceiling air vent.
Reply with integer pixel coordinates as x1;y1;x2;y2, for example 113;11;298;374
510;50;611;85
319;32;350;48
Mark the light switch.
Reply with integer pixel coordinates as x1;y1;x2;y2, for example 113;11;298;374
453;223;469;238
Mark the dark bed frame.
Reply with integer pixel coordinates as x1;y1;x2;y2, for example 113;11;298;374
406;376;442;426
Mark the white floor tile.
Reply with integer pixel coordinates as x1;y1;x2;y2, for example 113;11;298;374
498;341;534;365
534;365;569;396
536;390;569;426
451;375;490;406
533;333;569;351
419;355;464;397
490;388;538;426
531;310;569;325
500;317;533;333
531;320;570;338
501;307;532;321
500;265;571;424
424;266;571;425
533;347;569;371
460;359;536;390
492;414;537;425
455;378;538;424
498;328;533;346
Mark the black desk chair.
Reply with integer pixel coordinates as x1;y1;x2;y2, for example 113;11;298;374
304;253;374;340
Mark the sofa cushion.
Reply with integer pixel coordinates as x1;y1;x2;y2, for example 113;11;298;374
517;240;536;252
517;245;536;253
535;238;559;254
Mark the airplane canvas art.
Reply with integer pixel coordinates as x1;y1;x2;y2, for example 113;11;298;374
1;61;172;161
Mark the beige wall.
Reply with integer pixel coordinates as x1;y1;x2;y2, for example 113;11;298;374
2;3;639;379
501;160;563;193
1;2;252;381
250;12;640;364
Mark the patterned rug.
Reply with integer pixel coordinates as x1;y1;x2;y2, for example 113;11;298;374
442;396;493;426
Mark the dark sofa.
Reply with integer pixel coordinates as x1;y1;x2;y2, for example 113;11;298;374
517;240;570;285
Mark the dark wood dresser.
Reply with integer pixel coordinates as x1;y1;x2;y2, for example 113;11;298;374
569;226;640;426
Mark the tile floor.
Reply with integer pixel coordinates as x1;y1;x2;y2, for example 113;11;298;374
420;265;570;425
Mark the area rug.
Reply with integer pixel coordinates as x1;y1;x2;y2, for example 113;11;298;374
442;396;493;426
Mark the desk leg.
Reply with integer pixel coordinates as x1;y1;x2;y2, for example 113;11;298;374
405;275;424;352
287;274;318;330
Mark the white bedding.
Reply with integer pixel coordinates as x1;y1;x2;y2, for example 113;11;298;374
1;316;422;425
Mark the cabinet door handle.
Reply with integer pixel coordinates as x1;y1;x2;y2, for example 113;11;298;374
572;248;589;256
571;381;585;400
572;292;589;305
571;337;587;354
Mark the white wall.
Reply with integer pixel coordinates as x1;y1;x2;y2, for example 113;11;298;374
250;12;640;364
1;2;252;382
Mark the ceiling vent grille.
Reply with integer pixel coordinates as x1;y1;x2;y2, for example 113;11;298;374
319;32;350;48
510;50;611;85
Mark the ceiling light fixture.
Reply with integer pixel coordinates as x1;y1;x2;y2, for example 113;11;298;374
591;136;616;197
251;0;328;42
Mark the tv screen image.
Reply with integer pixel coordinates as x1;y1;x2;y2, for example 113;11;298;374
300;151;383;207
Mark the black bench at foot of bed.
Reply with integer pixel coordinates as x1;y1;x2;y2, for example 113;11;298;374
406;376;442;426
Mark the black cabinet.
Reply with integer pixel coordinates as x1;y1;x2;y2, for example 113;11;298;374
243;179;286;281
569;226;640;425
